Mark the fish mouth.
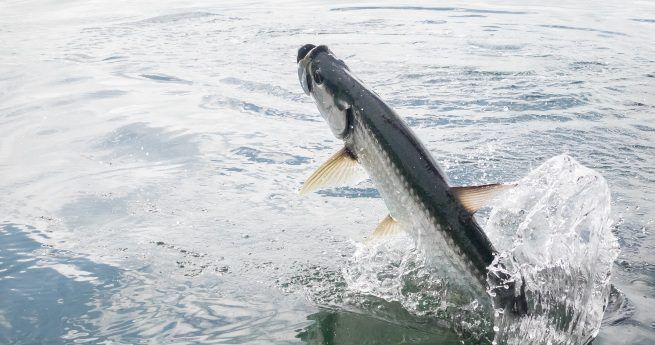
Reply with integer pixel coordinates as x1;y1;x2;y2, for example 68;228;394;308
297;54;312;95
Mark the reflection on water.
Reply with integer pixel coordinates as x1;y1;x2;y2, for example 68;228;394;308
0;223;312;344
0;223;121;343
297;308;459;345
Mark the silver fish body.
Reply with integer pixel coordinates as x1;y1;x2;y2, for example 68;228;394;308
297;44;526;315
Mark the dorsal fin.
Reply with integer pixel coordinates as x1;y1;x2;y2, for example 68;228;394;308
299;147;367;195
451;183;516;214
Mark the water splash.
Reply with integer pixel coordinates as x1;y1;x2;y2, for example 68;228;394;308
342;155;618;344
343;236;495;343
344;237;452;315
486;154;619;344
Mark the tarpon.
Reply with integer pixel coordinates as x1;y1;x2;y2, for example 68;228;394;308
296;44;527;315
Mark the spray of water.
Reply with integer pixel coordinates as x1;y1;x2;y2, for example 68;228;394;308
486;155;619;344
342;155;619;344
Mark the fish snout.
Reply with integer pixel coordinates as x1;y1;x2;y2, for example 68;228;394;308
297;44;316;63
297;44;332;63
296;44;333;95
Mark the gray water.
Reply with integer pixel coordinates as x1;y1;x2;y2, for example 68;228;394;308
1;0;654;344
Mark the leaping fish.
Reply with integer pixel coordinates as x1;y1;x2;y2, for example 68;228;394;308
296;44;527;315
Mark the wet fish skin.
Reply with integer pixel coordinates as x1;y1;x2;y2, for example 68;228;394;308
297;44;526;315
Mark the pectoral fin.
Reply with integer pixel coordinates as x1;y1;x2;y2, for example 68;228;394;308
370;215;405;239
452;183;516;214
300;147;366;195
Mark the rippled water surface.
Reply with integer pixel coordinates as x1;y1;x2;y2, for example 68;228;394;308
1;0;654;344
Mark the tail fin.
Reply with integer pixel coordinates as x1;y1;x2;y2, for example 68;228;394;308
488;265;528;316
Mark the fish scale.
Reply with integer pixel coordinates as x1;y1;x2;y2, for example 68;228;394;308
349;111;488;298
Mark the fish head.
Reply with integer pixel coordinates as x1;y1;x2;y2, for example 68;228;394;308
297;44;353;139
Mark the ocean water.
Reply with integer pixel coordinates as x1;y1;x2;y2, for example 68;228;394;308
1;0;653;344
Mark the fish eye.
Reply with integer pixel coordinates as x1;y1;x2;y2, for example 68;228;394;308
313;70;323;85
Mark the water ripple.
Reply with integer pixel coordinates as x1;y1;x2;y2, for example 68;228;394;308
331;6;531;15
200;95;319;122
140;73;192;85
538;24;627;36
232;146;310;165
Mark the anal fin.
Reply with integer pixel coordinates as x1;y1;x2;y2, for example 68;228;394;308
300;147;366;195
370;215;405;239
